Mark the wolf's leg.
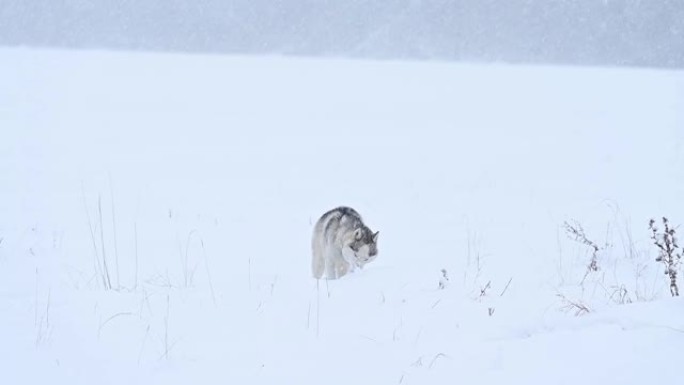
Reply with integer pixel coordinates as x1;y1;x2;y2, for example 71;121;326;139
325;250;338;279
312;250;325;279
312;232;326;279
341;246;357;273
327;248;350;279
335;259;350;278
331;247;350;278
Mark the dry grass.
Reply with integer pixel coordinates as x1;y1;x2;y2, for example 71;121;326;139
564;220;601;284
649;217;681;297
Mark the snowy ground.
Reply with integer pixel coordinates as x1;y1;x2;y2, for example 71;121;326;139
1;47;684;384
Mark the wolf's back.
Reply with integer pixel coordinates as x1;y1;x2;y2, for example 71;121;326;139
320;206;362;222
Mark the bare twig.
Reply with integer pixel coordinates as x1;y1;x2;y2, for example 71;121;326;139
557;293;591;316
183;230;198;288
45;289;51;329
163;294;170;360
199;237;216;305
98;194;112;290
108;173;120;290
98;312;133;338
35;288;52;346
499;277;513;297
81;184;104;288
137;324;151;365
478;280;491;301
428;353;448;369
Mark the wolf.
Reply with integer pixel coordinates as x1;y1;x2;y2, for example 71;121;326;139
311;206;379;279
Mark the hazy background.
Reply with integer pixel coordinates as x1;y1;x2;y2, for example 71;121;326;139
1;0;683;68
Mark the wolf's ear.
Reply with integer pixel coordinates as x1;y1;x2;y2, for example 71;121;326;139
372;231;379;243
354;228;363;240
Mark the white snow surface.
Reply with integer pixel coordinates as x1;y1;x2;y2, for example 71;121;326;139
1;47;684;384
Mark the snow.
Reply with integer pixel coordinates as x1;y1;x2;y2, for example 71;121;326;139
1;47;684;384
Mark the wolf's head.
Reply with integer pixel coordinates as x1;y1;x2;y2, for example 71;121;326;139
350;227;379;267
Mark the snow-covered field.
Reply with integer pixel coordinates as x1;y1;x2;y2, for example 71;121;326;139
1;47;683;384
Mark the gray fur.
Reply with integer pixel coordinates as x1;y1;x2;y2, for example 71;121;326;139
311;206;379;279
